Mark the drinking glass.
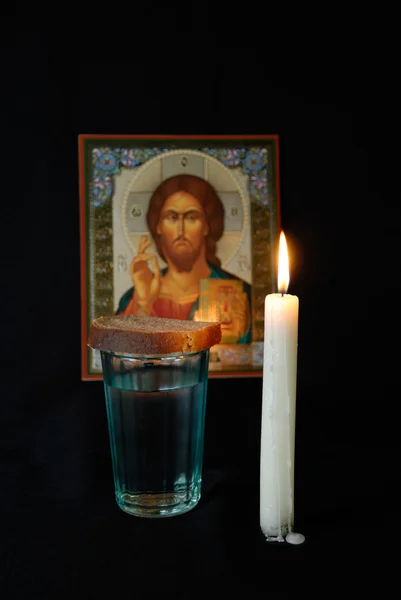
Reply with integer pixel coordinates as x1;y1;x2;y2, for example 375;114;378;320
100;348;210;518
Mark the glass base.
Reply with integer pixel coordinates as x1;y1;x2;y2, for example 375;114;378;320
115;486;201;518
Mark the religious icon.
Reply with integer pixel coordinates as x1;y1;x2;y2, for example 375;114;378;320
79;136;280;379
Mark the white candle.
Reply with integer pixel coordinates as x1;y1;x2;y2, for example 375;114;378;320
260;231;300;542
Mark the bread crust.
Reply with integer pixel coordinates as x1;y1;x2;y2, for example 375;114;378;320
88;315;222;355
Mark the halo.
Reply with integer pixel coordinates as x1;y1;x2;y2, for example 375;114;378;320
121;149;249;268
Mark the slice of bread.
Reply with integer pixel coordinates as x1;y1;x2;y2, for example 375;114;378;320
88;315;222;355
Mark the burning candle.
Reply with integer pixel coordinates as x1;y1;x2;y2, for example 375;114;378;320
260;231;304;544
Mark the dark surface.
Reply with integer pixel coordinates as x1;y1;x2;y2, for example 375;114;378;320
1;375;398;593
2;14;400;596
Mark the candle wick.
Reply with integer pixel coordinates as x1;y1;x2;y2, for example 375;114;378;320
281;292;284;297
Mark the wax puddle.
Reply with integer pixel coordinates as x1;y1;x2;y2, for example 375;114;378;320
285;532;305;545
264;531;306;545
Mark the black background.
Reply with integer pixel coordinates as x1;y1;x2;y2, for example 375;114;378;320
2;13;400;596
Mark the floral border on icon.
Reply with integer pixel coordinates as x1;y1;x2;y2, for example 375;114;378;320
91;146;269;207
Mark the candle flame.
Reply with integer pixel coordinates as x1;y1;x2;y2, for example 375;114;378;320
278;231;289;294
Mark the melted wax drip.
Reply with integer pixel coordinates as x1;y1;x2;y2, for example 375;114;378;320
265;531;306;545
285;532;305;545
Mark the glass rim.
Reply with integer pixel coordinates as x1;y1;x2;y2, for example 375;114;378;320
100;348;209;360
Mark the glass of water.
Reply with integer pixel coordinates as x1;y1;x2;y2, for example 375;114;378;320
100;348;210;518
